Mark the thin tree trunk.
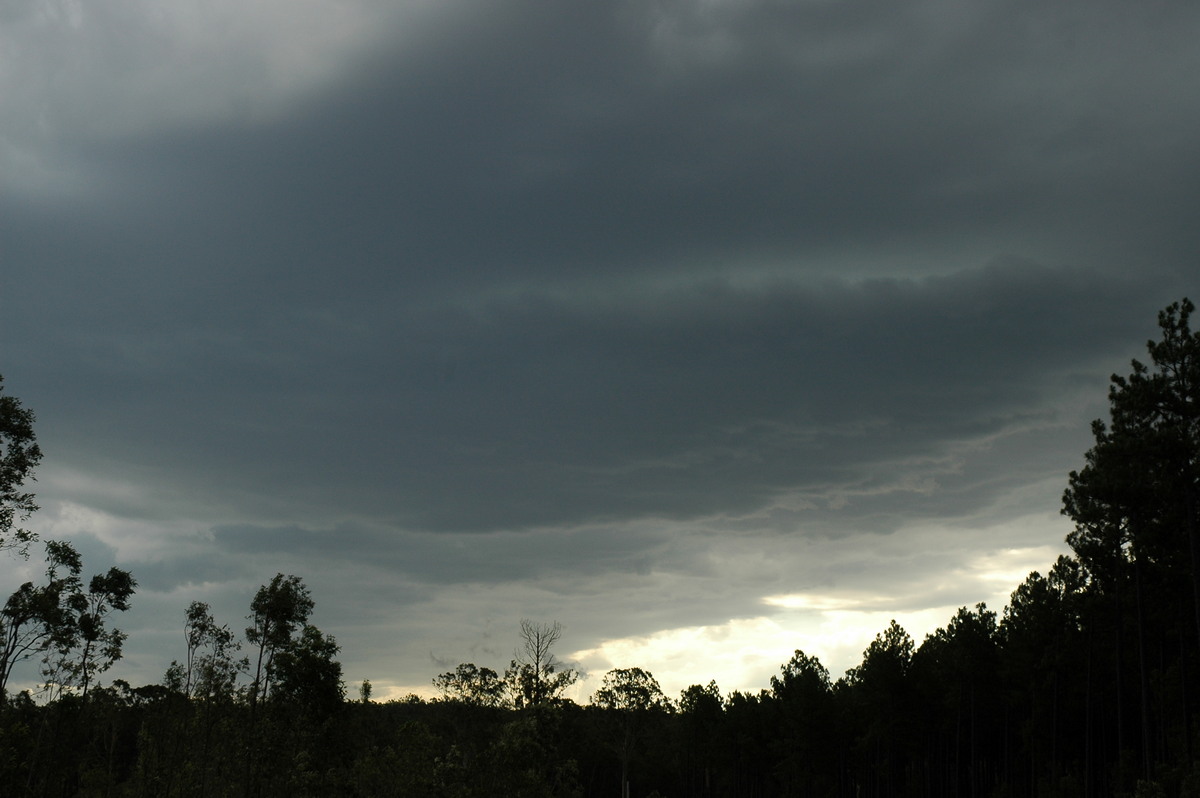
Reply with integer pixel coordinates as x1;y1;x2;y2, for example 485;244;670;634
1135;554;1153;779
1183;485;1200;645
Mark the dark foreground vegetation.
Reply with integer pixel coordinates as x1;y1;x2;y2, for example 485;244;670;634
3;299;1200;797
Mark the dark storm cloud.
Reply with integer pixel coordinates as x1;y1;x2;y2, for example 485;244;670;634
203;517;776;646
7;0;1196;336
130;552;254;594
3;0;1199;692
212;519;677;584
11;258;1166;542
11;0;1199;310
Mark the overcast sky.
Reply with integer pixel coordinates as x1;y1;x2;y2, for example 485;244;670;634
1;0;1196;700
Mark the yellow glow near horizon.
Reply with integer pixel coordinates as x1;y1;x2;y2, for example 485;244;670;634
568;534;1069;702
761;593;894;611
379;530;1072;706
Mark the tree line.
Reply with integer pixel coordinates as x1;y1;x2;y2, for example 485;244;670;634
1;299;1198;796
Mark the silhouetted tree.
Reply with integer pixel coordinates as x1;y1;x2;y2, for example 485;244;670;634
770;650;835;796
505;619;577;709
53;566;137;699
0;540;82;701
167;599;246;701
912;604;1000;797
723;689;776;797
157;601;246;796
434;662;506;707
270;623;344;713
842;620;916;797
242;573;315;796
592;667;671;798
999;558;1090;793
246;573;314;708
1062;297;1200;787
679;681;724;797
0;374;42;558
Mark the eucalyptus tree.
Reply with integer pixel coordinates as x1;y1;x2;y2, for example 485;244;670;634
0;374;42;558
1;542;135;702
164;600;245;702
241;574;317;796
245;573;314;708
0;373;55;701
56;566;137;698
156;601;247;797
0;376;137;702
433;662;506;707
270;623;343;713
0;541;82;701
430;662;508;776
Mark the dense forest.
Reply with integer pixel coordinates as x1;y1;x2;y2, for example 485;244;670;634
1;299;1199;797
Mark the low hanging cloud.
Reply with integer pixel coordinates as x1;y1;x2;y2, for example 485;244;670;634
2;0;1196;696
23;260;1160;546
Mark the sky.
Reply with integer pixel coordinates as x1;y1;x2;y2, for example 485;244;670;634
1;0;1196;702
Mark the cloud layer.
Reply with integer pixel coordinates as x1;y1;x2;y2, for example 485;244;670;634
2;0;1195;697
